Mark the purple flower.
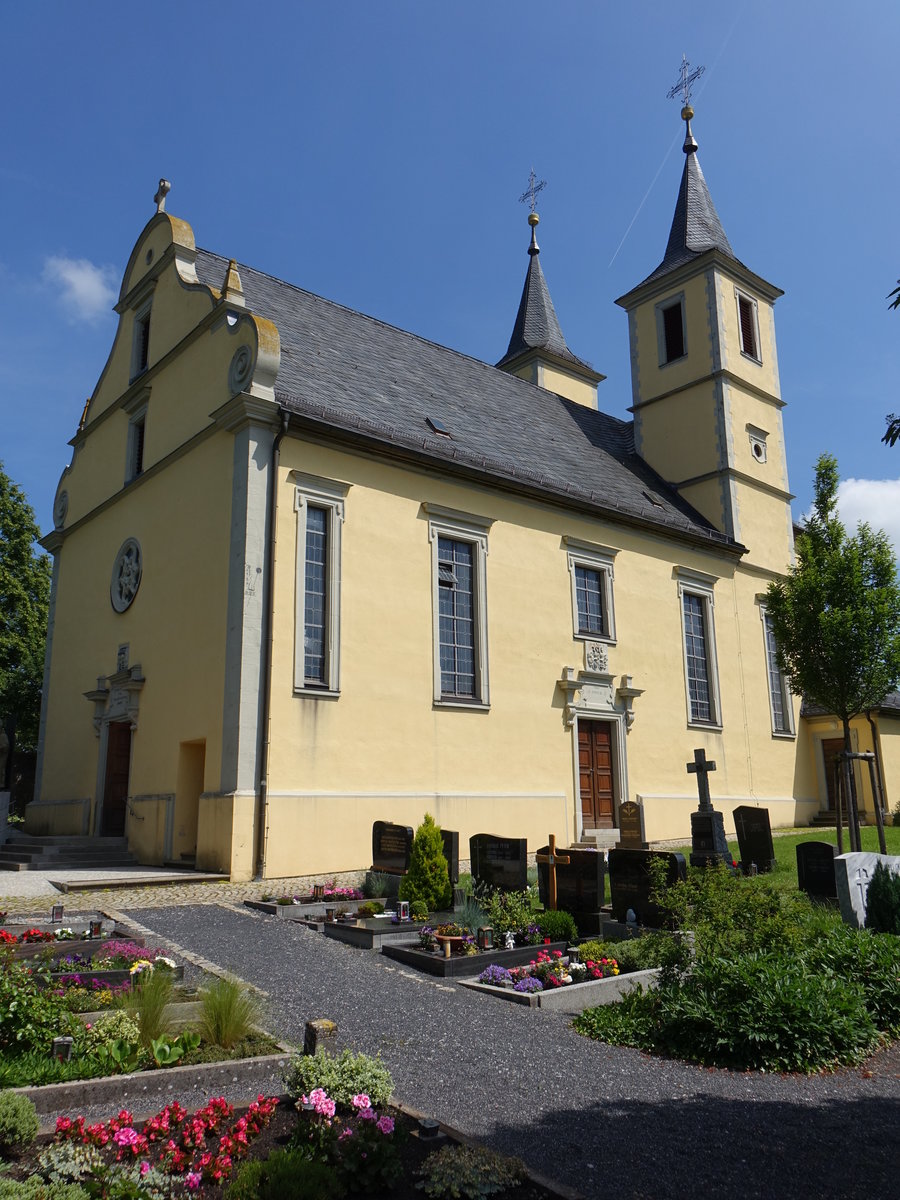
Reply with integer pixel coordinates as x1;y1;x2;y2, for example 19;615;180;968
513;976;544;993
478;964;512;985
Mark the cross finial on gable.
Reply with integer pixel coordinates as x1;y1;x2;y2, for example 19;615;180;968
519;167;547;215
154;179;171;214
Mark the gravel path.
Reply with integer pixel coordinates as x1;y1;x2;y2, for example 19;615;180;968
83;902;900;1200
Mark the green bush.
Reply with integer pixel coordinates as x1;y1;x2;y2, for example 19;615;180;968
410;900;429;921
865;861;900;934
0;962;77;1056
356;901;384;918
398;814;452;912
198;976;261;1050
536;910;577;943
455;897;487;936
362;872;390;899
0;1092;39;1156
0;1182;89;1200
226;1150;345;1200
79;1011;141;1056
575;949;880;1072
283;1048;393;1108
480;890;538;940
801;925;900;1034
419;1145;526;1199
0;1050;113;1089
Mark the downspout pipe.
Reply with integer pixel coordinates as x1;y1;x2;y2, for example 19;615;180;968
865;709;888;823
255;408;290;880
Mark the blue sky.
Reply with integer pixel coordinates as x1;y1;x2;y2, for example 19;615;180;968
2;1;898;549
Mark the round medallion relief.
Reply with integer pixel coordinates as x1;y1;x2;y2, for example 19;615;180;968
110;538;143;613
53;489;69;530
228;344;255;394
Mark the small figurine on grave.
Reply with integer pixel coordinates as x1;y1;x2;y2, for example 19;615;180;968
504;930;515;950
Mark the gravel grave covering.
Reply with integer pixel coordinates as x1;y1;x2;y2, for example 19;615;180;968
37;902;887;1200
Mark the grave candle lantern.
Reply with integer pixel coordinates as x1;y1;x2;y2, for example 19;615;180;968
477;926;493;950
397;900;410;921
51;1036;74;1062
51;903;64;923
89;919;103;938
325;907;335;923
312;884;325;900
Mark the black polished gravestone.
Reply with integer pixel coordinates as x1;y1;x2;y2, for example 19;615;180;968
617;800;648;850
733;805;776;874
440;829;459;885
536;844;606;935
371;821;413;875
796;841;838;900
607;848;687;927
687;749;734;869
469;833;528;893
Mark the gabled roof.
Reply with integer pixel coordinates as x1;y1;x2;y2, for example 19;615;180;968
194;249;742;554
497;245;593;373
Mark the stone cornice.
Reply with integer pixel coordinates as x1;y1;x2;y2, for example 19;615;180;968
616;247;784;311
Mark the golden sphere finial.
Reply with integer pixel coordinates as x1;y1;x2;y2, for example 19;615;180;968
528;212;540;228
681;104;694;121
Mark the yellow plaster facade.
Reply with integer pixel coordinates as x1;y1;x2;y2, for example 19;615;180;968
30;147;900;881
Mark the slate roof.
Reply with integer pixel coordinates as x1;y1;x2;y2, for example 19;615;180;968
496;248;594;373
194;249;742;553
800;692;900;719
642;138;738;286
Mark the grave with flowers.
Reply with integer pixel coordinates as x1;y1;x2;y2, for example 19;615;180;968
0;914;125;962
35;938;185;990
460;947;661;1012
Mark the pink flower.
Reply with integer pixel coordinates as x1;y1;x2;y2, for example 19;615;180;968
352;1093;372;1110
113;1128;139;1147
376;1116;395;1135
357;1106;376;1121
139;1162;150;1177
185;1172;202;1191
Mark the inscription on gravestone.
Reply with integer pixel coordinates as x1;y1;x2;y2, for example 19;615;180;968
607;848;686;927
796;841;837;900
469;833;528;893
835;851;900;929
617;800;648;850
733;805;776;874
371;821;413;874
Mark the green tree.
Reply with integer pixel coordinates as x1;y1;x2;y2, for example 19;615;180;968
0;463;50;751
398;813;452;912
766;454;900;842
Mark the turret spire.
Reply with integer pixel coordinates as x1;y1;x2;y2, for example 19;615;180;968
642;86;735;284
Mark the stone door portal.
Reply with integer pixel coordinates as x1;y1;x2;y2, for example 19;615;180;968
578;719;614;829
101;721;131;836
821;737;845;812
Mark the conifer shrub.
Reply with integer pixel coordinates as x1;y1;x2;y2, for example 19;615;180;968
864;861;900;934
0;1092;39;1156
398;813;452;912
535;909;578;943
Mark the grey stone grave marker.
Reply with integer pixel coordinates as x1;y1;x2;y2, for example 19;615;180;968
687;749;733;869
835;851;900;928
733;805;776;874
536;843;606;934
469;833;528;892
607;848;686;927
617;799;648;850
796;841;838;900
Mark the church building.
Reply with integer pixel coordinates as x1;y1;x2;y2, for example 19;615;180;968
28;104;899;879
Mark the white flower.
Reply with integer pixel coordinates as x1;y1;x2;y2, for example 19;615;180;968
153;955;177;970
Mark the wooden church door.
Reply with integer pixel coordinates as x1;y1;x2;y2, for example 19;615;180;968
578;720;614;829
101;722;132;836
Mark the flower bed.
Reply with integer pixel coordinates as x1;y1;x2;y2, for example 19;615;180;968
382;940;570;978
460;953;662;1012
32;940;184;989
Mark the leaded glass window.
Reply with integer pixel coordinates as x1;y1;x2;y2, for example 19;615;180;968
575;564;605;636
438;536;476;698
683;592;713;723
764;613;791;733
304;506;328;685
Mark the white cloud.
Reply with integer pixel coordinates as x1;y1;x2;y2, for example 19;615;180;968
835;478;900;556
43;256;117;322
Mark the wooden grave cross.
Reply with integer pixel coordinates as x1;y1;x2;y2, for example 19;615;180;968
687;748;717;812
536;834;570;911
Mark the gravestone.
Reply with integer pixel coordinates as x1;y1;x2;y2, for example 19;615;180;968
607;848;687;927
733;805;776;874
835;851;900;928
617;800;648;850
371;821;413;875
796;841;838;900
440;829;459;884
469;833;528;892
537;844;606;935
687;749;733;869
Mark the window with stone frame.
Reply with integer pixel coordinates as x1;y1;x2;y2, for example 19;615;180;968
761;608;794;736
293;473;350;695
676;571;722;727
564;538;618;642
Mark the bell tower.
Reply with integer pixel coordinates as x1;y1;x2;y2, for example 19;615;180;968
615;98;794;575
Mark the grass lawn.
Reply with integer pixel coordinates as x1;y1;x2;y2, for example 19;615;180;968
667;823;900;892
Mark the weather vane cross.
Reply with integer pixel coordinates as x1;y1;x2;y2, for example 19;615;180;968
667;54;704;106
519;167;547;214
